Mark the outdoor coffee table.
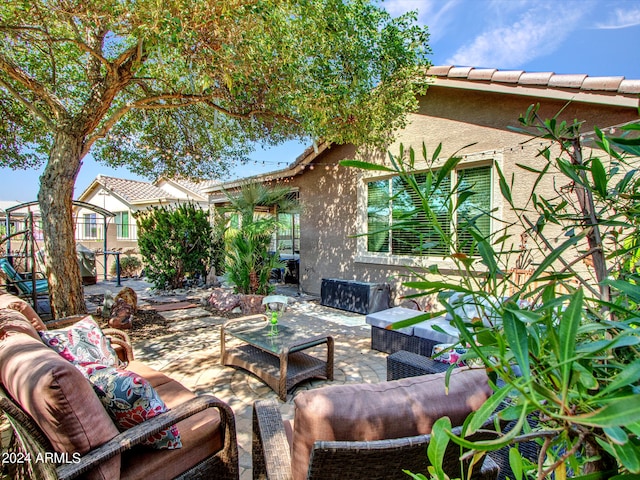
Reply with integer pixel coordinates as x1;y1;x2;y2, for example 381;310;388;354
220;314;334;401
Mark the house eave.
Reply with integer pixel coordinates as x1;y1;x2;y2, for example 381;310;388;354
431;77;639;108
204;140;330;194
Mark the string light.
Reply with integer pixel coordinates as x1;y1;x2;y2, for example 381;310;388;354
102;122;627;177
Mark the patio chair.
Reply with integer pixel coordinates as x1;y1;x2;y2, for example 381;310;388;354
262;295;288;312
0;257;49;297
253;368;500;480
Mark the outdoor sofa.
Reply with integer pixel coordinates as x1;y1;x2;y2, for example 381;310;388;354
253;367;500;479
0;292;239;480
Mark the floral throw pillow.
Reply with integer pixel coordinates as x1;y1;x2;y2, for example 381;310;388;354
88;367;182;450
39;316;120;369
432;343;467;366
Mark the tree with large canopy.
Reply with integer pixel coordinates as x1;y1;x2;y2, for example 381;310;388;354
0;0;430;317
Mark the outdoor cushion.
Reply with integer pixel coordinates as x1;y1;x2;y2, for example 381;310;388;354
0;308;41;341
0;331;120;480
122;361;224;480
445;293;504;327
365;306;426;335
0;292;46;331
39;316;121;368
413;316;460;344
291;367;491;480
88;366;182;450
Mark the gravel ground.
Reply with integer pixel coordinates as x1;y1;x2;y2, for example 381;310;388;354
86;293;244;342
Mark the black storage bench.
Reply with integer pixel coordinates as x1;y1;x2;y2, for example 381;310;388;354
320;278;390;315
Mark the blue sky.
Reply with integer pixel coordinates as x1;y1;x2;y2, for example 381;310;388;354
2;0;639;202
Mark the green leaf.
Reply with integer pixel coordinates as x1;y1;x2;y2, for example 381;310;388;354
569;395;640;427
604;426;629;445
604;279;640;303
495;163;513;206
523;231;585;291
503;311;530;380
427;416;452;479
597;360;640;397
467;384;512;434
590;157;608;197
388;311;443;330
609;441;640;473
435;155;462;189
508;448;524;480
558;289;583;400
446;404;528;451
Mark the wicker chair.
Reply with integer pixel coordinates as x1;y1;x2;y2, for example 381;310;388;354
1;387;238;480
252;368;501;480
387;350;540;480
253;399;499;480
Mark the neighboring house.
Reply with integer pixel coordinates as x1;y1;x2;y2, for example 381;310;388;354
75;175;216;276
205;66;640;302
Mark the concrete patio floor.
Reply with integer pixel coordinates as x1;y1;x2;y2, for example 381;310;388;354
85;279;387;480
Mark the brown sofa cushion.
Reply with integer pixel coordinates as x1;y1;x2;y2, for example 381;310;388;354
0;293;46;331
121;361;224;480
0;332;120;480
0;308;41;341
291;367;492;480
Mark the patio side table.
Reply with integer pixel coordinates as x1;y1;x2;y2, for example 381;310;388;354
221;314;334;401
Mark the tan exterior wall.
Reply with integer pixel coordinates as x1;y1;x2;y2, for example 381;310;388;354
290;86;638;304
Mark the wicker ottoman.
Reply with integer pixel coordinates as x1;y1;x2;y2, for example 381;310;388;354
386;350;450;381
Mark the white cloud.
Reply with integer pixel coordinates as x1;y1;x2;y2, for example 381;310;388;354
381;0;462;40
596;7;640;29
446;3;588;69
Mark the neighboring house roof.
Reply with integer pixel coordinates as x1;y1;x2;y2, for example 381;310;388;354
0;201;20;214
155;177;219;200
78;175;178;206
206;65;640;194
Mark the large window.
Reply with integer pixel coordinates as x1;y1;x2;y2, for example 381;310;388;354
366;165;492;257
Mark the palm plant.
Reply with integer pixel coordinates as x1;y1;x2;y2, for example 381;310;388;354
223;183;299;295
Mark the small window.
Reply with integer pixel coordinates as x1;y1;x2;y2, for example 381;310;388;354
115;211;130;239
84;213;97;239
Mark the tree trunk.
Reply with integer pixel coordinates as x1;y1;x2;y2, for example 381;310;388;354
38;132;87;318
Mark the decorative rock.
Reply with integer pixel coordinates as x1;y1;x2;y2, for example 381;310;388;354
208;288;241;312
108;298;134;329
114;286;138;313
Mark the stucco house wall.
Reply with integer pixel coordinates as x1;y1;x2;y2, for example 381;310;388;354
217;72;638;305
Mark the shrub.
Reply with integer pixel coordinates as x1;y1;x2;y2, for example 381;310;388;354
135;203;212;289
109;254;142;278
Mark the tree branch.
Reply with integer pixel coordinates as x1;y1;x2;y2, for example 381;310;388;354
0;52;66;120
522;215;601;298
0;77;54;129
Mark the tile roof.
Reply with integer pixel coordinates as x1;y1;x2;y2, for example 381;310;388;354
96;175;175;203
168;178;219;196
427;66;640;95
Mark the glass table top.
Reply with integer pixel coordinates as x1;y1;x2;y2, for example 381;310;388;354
225;320;327;355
